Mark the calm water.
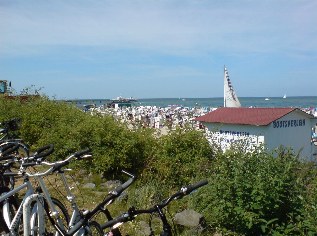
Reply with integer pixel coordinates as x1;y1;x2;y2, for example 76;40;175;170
66;96;317;109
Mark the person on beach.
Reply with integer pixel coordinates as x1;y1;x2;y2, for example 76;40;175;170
312;125;317;142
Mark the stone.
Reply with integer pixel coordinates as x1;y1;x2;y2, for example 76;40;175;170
174;209;204;227
137;221;152;236
82;182;96;189
100;180;122;191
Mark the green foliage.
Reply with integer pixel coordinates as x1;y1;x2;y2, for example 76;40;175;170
2;96;317;235
190;146;317;235
0;97;155;178
142;127;214;188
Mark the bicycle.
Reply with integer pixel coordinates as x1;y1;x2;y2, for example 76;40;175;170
0;142;21;233
40;162;136;236
0;142;20;191
0;144;70;236
10;147;106;235
0;118;30;160
100;180;208;236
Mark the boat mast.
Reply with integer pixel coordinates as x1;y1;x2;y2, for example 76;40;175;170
224;66;226;107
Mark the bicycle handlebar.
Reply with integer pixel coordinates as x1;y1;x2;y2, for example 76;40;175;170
111;171;135;196
33;144;54;159
156;179;208;209
101;213;132;229
0;143;19;160
94;170;135;209
49;148;91;172
73;148;91;158
20;144;54;167
177;180;208;197
21;148;91;177
100;179;208;230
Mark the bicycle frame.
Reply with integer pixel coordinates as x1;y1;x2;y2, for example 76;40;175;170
58;170;85;236
35;175;68;236
0;178;36;235
31;170;82;236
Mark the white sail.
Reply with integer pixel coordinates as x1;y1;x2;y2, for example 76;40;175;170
224;66;241;107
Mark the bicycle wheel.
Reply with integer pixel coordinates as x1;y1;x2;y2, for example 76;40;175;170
0;188;21;235
31;197;70;236
86;221;104;236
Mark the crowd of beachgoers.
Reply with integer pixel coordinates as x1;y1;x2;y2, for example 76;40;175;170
82;103;317;138
302;107;317;117
87;105;212;134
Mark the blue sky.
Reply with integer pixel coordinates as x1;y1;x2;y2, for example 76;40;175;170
0;0;316;99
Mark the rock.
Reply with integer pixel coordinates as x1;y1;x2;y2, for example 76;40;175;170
100;180;122;191
174;209;204;227
137;221;152;236
82;182;96;189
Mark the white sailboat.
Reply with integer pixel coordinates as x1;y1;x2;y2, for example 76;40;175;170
224;66;241;107
283;94;287;99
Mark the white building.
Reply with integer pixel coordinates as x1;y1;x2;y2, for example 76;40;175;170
196;107;317;160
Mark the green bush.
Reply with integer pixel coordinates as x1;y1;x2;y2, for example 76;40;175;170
0;97;155;178
190;146;317;235
142;127;214;188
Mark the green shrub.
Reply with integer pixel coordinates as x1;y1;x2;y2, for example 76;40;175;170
190;146;316;235
142;127;214;188
0;97;155;178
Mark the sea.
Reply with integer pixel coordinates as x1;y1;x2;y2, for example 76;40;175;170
66;96;317;110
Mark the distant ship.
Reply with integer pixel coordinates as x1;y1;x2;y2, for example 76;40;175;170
223;66;241;107
111;96;138;102
283;94;287;99
107;96;138;108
